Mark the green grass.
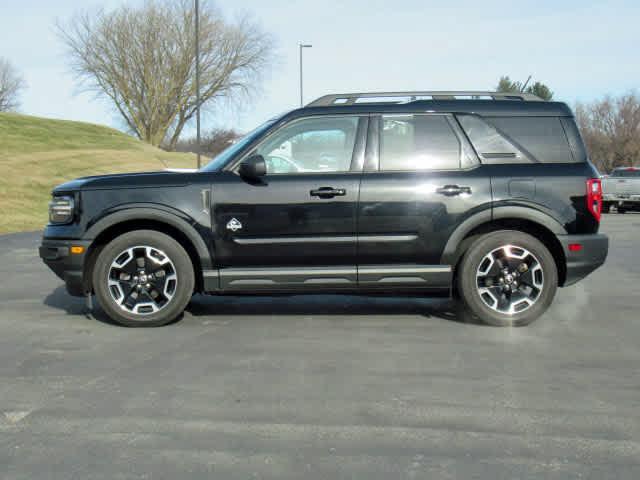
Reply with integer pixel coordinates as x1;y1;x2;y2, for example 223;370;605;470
0;112;197;233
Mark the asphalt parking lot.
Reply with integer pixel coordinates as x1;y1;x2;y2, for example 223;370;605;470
1;214;639;479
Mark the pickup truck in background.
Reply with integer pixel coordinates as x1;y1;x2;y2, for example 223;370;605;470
602;167;640;213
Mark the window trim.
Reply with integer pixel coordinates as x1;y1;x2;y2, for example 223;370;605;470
228;114;367;176
372;113;478;173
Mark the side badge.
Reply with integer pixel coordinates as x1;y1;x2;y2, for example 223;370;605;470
226;218;243;232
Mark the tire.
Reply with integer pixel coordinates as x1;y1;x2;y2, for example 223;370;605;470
456;230;558;327
92;230;195;327
602;203;611;214
617;207;626;214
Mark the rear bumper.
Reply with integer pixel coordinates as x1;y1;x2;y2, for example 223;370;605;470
557;233;608;287
39;238;92;296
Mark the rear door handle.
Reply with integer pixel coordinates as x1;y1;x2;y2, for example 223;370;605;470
310;187;346;199
436;185;472;196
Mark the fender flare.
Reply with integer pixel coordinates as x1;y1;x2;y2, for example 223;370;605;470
83;205;213;270
440;205;566;265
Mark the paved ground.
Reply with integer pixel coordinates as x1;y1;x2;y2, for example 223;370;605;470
1;214;639;479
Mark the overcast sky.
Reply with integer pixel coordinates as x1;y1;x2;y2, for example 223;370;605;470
2;0;639;134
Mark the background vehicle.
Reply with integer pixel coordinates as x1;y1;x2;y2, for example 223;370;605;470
40;91;608;328
602;166;640;213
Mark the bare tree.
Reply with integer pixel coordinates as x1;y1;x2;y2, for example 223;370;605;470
0;57;26;112
57;0;274;147
575;92;640;173
174;127;241;157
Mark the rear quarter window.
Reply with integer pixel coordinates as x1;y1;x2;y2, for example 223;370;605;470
611;168;640;177
456;114;529;164
487;116;575;163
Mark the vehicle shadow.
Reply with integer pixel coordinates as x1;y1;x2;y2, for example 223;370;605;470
44;286;479;326
43;285;121;326
186;293;478;325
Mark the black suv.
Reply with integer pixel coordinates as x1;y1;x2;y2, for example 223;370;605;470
40;91;609;327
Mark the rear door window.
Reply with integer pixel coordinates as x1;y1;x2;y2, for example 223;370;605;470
379;114;467;171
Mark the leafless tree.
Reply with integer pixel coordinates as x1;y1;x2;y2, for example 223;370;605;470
173;127;241;157
0;57;26;112
575;92;640;173
57;0;274;147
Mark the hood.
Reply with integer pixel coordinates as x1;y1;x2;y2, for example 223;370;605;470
52;170;201;193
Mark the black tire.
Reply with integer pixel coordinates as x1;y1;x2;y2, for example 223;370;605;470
92;230;195;327
617;207;626;214
602;202;611;214
456;230;558;327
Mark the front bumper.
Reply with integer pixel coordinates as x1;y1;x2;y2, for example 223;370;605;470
557;233;608;287
40;238;92;296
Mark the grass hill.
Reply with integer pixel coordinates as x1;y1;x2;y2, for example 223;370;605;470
0;112;196;233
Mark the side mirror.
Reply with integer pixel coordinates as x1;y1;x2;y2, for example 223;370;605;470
238;155;266;179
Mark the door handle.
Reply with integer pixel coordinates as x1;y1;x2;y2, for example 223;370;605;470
436;185;472;196
310;187;346;199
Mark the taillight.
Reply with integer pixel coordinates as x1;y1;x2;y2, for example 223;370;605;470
586;178;602;222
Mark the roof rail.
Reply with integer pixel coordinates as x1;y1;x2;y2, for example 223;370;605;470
306;91;543;107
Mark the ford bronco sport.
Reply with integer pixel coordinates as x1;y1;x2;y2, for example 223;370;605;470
40;91;609;327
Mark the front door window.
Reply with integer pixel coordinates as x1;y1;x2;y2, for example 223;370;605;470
254;116;359;174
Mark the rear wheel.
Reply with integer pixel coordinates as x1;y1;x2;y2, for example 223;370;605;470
602;202;611;214
457;230;558;327
617;206;627;214
92;230;194;327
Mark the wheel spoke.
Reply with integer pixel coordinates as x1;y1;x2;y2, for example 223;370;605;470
496;291;512;312
519;269;535;288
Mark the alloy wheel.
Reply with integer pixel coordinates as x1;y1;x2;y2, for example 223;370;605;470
107;246;178;315
475;244;544;315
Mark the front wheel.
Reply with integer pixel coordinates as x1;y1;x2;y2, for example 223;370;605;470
92;230;195;327
457;230;558;327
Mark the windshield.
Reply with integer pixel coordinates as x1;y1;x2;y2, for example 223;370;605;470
611;168;640;178
200;119;278;172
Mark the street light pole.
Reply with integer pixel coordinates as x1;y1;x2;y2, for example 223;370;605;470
299;44;312;107
195;0;201;169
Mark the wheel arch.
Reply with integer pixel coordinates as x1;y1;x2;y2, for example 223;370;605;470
82;207;213;293
442;207;568;287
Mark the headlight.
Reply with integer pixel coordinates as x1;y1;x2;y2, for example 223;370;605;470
49;195;75;224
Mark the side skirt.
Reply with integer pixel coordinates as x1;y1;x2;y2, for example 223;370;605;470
203;265;452;294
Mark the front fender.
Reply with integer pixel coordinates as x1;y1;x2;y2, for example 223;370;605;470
83;204;213;270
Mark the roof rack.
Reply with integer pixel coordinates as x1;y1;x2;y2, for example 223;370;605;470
306;91;543;107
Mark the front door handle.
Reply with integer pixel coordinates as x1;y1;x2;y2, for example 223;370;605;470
436;185;472;196
310;187;346;199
